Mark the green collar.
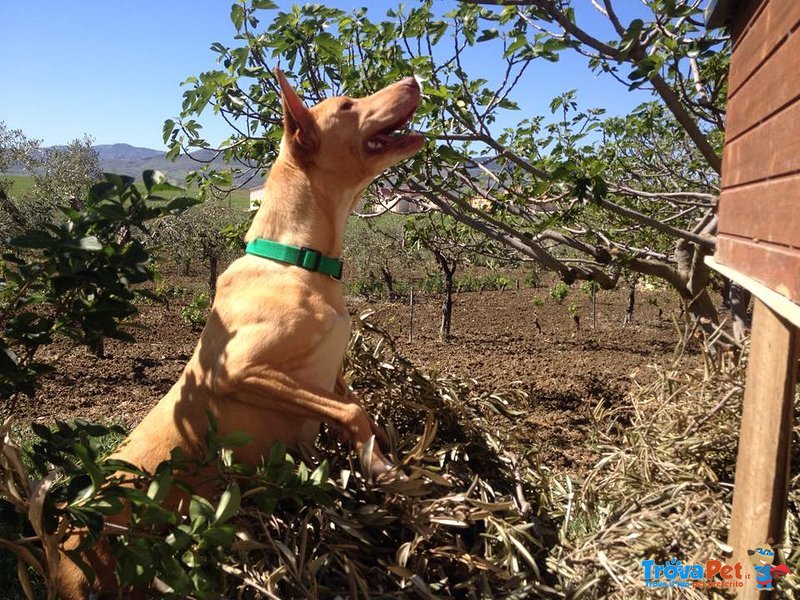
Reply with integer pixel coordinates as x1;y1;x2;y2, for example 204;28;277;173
245;238;344;280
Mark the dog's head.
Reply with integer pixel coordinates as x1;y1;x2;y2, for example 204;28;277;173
274;68;423;190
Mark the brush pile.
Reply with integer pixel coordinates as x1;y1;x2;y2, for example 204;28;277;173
220;312;557;598
2;313;798;599
538;345;800;599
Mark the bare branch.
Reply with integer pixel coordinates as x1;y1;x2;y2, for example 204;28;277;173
594;196;715;249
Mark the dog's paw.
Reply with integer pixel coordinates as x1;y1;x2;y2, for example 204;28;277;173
359;435;403;482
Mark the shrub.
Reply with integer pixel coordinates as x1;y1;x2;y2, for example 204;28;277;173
419;273;443;294
550;281;570;304
181;291;211;329
345;278;384;300
0;171;199;403
0;416;332;599
580;281;598;296
525;268;542;288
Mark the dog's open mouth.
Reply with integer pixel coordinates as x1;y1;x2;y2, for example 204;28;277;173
364;104;423;155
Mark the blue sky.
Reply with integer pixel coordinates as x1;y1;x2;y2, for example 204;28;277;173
1;1;655;150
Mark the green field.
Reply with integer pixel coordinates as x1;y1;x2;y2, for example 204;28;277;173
2;174;37;197
2;173;251;211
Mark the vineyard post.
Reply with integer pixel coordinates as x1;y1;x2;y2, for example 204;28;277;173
408;284;414;344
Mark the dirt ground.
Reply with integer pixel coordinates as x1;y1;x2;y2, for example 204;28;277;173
9;278;696;476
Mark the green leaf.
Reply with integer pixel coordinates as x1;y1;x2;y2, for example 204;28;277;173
10;231;54;249
164;197;201;214
147;466;173;503
202;525;236;547
219;431;252;448
77;236;103;252
213;482;241;524
189;495;215;525
476;28;499;43
230;4;245;31
162;119;175;144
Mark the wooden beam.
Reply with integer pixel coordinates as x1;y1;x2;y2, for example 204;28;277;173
728;299;799;598
705;257;800;328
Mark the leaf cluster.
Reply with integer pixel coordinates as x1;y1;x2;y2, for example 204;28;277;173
0;414;332;599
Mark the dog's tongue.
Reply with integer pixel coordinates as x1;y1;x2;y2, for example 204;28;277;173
366;131;413;152
372;133;395;144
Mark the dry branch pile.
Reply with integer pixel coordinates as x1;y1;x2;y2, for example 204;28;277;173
220;313;558;598
540;347;799;599
2;314;798;599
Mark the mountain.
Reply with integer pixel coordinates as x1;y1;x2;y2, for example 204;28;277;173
94;144;262;186
3;143;264;188
94;143;163;162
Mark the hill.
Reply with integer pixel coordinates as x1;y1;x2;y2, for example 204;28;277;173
4;143;264;189
95;144;263;186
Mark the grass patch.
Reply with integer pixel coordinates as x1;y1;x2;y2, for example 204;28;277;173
1;173;250;211
1;174;36;198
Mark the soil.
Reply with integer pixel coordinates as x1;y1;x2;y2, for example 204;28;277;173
8;278;696;476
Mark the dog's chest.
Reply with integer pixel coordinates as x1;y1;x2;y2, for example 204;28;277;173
292;311;351;390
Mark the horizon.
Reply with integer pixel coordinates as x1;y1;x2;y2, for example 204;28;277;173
2;1;658;151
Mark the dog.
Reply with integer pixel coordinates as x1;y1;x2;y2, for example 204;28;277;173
56;69;424;599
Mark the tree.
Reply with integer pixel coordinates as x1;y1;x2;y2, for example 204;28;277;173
164;0;733;343
0;125;104;235
20;135;103;209
0;123;38;232
407;211;489;340
342;213;411;298
151;197;246;298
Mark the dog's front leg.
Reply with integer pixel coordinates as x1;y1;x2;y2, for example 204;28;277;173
220;367;393;477
334;372;390;450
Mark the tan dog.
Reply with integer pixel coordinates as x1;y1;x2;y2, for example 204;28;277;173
56;70;423;599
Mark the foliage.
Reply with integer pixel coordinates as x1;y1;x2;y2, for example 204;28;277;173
344;278;384;300
456;272;512;293
0;415;332;599
18;136;102;210
550;281;570;304
0;171;199;403
580;281;598;297
180;291;211;330
0;125;106;238
150;197;247;289
342;213;409;285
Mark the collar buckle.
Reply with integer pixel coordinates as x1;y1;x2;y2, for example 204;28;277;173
296;246;322;272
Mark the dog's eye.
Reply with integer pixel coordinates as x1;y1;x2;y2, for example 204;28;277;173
340;100;354;111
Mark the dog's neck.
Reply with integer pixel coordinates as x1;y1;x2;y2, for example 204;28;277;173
245;156;360;258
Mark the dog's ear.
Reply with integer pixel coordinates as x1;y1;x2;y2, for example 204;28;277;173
274;68;318;153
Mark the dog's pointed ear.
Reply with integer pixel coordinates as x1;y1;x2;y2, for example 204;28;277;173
274;68;317;152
